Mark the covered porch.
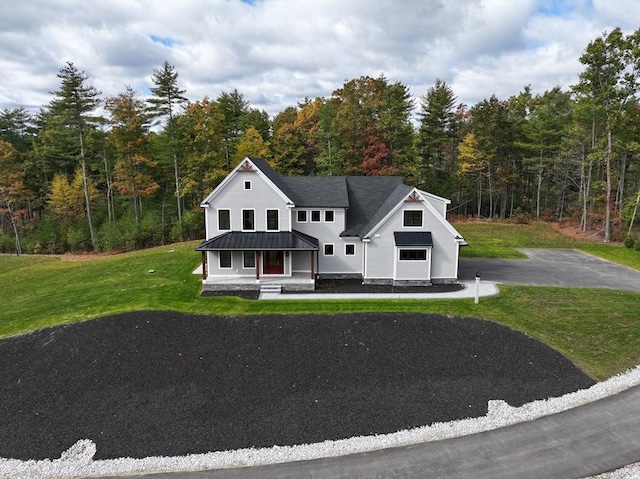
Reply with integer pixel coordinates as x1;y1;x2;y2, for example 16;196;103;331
196;231;319;292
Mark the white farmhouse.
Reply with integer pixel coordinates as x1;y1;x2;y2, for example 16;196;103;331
196;157;466;292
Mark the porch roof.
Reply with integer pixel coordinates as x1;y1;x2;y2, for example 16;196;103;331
394;231;433;246
196;230;319;251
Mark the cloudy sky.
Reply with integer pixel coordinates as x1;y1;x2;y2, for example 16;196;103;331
0;0;638;120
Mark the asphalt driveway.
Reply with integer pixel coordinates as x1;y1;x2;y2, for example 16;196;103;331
459;248;640;292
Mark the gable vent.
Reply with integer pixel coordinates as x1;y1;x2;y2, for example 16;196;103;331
239;161;256;172
405;191;422;202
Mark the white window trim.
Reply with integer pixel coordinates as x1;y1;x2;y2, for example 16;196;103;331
242;209;256;231
244;180;252;190
243;251;256;269
266;209;280;232
311;210;321;222
297;210;308;223
323;243;335;256
324;210;335;223
218;209;231;231
219;251;232;269
403;209;423;228
344;243;355;256
398;248;428;261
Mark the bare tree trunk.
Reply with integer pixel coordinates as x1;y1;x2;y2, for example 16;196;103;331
627;192;640;237
604;128;612;243
6;202;22;255
79;131;97;251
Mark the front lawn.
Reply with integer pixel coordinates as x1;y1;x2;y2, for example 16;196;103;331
1;222;639;381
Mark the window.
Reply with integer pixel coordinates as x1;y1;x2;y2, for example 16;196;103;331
219;251;232;268
403;210;423;227
244;180;252;190
243;251;256;268
399;249;427;261
242;209;255;230
266;210;279;231
218;209;230;230
324;210;334;222
324;244;334;256
297;210;307;222
311;210;321;222
345;243;355;256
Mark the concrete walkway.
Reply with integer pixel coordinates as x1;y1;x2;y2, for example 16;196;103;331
260;280;499;300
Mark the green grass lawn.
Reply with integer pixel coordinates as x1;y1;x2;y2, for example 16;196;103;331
1;222;639;381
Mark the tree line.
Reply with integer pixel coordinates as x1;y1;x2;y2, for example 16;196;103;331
1;27;638;254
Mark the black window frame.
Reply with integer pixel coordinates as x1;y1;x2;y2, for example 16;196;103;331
324;210;334;222
297;210;307;222
243;251;256;268
266;209;279;231
324;243;334;256
345;243;355;256
311;210;321;222
242;209;255;231
399;249;427;261
219;251;232;268
403;210;423;227
218;209;230;230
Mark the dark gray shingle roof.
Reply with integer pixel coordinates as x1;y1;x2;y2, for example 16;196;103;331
280;177;349;207
248;158;414;239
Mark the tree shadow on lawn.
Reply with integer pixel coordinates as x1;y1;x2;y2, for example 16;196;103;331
0;311;594;461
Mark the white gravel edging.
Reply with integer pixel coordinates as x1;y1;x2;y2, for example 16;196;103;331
2;366;639;479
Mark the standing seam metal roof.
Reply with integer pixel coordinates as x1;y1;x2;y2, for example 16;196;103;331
196;230;319;251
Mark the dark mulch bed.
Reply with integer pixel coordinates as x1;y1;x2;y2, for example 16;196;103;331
313;278;465;294
0;312;594;461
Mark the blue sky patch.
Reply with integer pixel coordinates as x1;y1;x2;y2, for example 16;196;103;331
150;34;177;47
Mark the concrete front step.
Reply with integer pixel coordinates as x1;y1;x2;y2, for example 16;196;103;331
260;284;282;294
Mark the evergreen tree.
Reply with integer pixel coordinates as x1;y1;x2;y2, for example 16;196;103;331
147;61;187;226
48;62;102;250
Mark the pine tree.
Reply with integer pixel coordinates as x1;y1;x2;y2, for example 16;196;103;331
147;61;187;227
48;62;102;250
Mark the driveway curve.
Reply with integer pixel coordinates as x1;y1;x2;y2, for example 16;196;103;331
459;249;640;292
132;384;640;479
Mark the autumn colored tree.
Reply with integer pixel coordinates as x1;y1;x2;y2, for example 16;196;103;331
0;140;25;254
106;86;158;221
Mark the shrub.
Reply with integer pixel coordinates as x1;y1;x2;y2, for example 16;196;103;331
624;235;635;249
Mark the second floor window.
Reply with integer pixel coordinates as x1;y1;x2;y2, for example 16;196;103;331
297;210;307;222
267;210;279;231
325;210;334;222
403;210;423;227
242;209;255;230
311;210;321;222
218;209;230;230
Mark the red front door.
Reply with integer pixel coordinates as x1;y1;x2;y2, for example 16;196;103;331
263;251;284;274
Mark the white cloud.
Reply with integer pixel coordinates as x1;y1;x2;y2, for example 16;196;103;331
0;0;636;118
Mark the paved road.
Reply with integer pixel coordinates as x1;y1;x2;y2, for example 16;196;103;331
108;385;640;479
460;248;640;292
